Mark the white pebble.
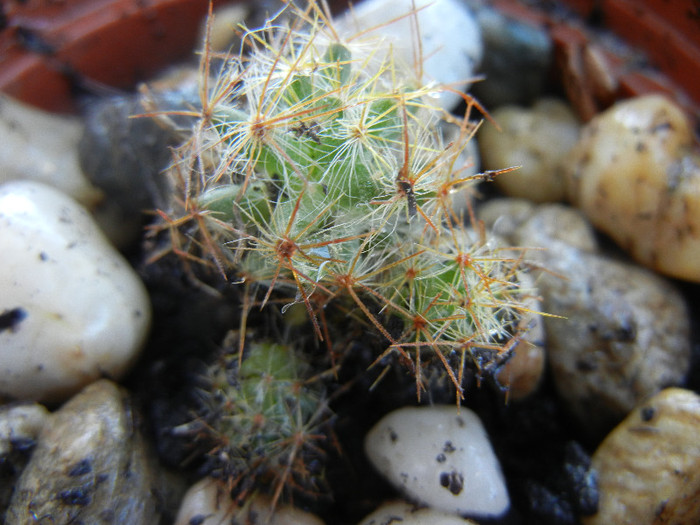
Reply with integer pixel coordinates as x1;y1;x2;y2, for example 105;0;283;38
0;94;140;248
199;4;250;53
174;478;326;525
364;405;509;518
0;94;103;209
334;0;482;111
358;500;480;525
0;180;151;403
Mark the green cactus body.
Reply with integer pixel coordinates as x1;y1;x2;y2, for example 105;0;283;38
168;1;528;399
200;341;329;502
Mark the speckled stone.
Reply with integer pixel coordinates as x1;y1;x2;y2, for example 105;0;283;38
480;201;691;439
358;500;480;524
364;405;509;518
0;403;48;457
6;380;164;524
583;388;700;525
566;95;700;282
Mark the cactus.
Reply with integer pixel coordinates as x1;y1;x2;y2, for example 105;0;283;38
158;0;530;401
190;340;332;506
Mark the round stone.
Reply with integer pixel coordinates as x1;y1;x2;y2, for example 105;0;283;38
358;500;480;525
364;405;509;518
333;0;482;111
174;478;326;525
583;388;700;525
0;180;151;403
565;95;700;282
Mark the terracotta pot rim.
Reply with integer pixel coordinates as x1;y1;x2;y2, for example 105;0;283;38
490;0;700;123
1;0;698;121
0;0;240;112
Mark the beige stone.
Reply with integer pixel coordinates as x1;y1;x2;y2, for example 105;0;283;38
566;94;700;281
583;388;700;525
479;98;580;203
174;478;326;525
496;270;546;401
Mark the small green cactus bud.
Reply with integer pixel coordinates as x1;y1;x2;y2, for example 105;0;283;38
196;340;331;504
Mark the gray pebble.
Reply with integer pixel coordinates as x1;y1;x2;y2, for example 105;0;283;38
6;380;166;525
481;201;691;438
464;0;552;107
78;86;198;246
